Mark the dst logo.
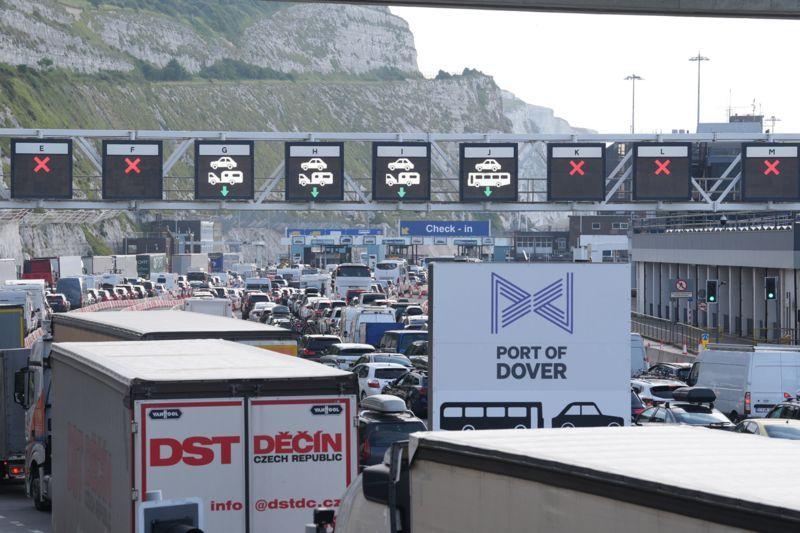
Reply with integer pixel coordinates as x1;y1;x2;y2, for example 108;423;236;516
490;273;574;334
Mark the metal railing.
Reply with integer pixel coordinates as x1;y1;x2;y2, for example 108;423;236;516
631;312;706;354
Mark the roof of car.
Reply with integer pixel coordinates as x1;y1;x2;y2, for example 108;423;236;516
332;343;374;349
383;329;428;336
306;335;341;340
358;362;408;369
411;426;800;517
747;418;800;427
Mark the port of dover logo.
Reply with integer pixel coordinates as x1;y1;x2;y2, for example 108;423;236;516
490;273;574;334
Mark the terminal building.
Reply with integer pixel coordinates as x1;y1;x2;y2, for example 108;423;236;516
632;213;798;343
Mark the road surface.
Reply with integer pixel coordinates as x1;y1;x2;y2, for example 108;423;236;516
0;483;49;533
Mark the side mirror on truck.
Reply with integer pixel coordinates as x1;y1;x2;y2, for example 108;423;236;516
13;368;32;409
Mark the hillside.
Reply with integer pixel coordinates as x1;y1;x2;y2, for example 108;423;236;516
0;0;589;261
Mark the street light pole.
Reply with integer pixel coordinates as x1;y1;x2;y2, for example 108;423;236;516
689;52;710;130
624;74;643;134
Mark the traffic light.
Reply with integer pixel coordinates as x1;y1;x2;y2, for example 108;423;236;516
706;280;718;303
765;277;778;300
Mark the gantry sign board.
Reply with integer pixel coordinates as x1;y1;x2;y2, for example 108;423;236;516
429;262;629;431
632;143;692;201
285;143;344;202
102;141;163;200
459;143;518;202
372;142;431;201
741;143;800;201
195;141;255;200
547;143;606;201
10;139;73;199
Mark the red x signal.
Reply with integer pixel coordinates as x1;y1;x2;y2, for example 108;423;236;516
568;160;585;176
124;157;141;174
763;159;781;176
33;156;50;173
654;159;671;175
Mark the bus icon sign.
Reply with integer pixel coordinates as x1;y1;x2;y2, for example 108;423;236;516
459;143;518;202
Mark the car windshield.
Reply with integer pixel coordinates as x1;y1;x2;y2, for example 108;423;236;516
676;367;691;381
336;265;370;277
249;294;269;302
764;425;800;440
376;263;397;270
367;422;426;446
340;348;374;356
398;332;428;350
650;385;681;399
306;338;339;350
672;406;730;426
375;368;408;380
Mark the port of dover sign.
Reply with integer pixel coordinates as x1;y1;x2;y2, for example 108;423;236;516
429;262;629;430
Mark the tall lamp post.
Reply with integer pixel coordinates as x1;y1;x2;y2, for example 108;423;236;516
689;52;710;130
624;74;643;134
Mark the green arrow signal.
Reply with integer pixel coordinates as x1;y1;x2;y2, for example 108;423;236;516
221;185;229;197
310;186;320;199
397;187;406;198
484;186;493;197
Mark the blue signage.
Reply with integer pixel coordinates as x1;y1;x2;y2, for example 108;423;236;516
399;220;490;237
286;228;383;237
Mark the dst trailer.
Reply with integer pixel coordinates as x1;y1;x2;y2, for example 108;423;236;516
49;339;358;533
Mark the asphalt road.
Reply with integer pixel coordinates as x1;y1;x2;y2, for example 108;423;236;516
0;483;49;533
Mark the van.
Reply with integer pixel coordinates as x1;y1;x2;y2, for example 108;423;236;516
378;329;429;355
55;276;85;310
687;344;800;421
4;280;48;318
630;332;646;375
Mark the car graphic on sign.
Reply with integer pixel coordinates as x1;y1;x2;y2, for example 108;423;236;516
475;159;502;172
210;156;237;170
551;402;624;428
388;158;415;171
299;172;334;187
208;170;244;185
301;158;328;171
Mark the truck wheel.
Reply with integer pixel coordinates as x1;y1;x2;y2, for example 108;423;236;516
561;423;575;428
31;472;50;512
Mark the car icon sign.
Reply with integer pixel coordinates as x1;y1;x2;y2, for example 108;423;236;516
210;156;237;170
301;158;327;171
475;159;502;172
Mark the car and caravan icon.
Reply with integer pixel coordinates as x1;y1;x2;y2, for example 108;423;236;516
468;159;511;188
298;158;334;187
207;156;243;185
385;158;420;187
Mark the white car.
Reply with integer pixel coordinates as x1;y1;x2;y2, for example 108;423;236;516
299;172;334;187
210;156;237;170
388;158;414;171
475;159;502;172
301;158;327;171
352;362;409;401
208;170;243;185
630;377;686;406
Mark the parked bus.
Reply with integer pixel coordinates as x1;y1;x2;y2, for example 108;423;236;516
374;259;407;287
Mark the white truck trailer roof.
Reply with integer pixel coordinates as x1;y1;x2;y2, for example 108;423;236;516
411;426;800;520
52;339;350;385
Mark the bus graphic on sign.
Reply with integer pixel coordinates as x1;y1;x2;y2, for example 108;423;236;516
439;401;544;430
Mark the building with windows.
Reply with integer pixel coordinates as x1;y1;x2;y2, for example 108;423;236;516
512;231;570;261
632;213;798;343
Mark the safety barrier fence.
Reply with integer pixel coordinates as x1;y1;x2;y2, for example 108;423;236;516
121;297;186;311
631;312;705;355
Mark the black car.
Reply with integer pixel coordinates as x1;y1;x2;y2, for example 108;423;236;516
382;371;428;416
764;398;800;420
358;395;426;468
646;362;693;382
551;402;624;428
405;340;428;357
299;334;342;359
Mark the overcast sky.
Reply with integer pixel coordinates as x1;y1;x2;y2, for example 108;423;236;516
391;6;800;134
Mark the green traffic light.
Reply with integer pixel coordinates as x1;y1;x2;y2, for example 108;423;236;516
768;292;775;299
708;296;716;302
